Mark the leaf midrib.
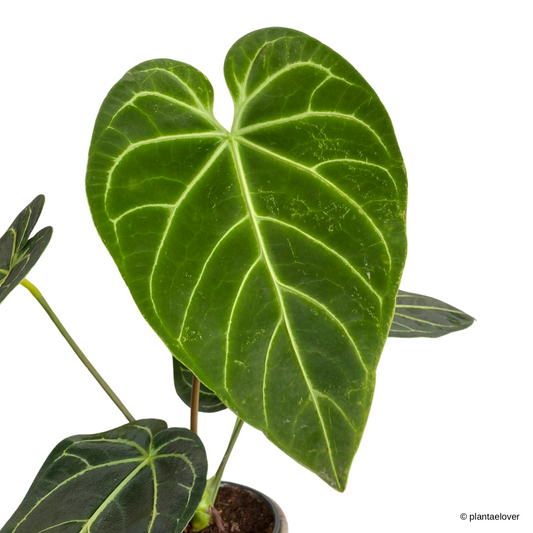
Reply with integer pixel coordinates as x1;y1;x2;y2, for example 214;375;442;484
229;138;342;488
79;459;149;533
11;458;145;533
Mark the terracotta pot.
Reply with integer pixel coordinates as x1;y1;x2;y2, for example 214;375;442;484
221;481;288;533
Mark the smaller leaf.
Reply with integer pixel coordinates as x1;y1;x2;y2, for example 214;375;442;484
173;357;227;413
1;419;207;533
389;290;475;338
0;195;53;305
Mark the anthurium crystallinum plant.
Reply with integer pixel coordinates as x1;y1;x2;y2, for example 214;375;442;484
1;27;473;532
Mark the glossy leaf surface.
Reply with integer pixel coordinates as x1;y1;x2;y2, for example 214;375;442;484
173;358;226;412
86;27;408;490
1;419;207;533
390;290;474;337
172;288;475;412
0;195;52;305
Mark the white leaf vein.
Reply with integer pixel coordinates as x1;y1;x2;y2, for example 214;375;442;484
103;131;226;212
148;142;229;325
237;136;392;267
393;312;459;328
256;215;381;303
229;139;341;488
278;282;368;373
262;319;283;426
179;216;249;341
224;257;261;388
237;111;389;155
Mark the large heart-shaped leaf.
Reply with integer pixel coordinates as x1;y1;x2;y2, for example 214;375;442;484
86;27;408;490
1;419;207;533
0;195;52;305
390;290;474;338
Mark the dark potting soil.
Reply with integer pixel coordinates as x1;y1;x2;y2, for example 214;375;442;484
184;484;275;533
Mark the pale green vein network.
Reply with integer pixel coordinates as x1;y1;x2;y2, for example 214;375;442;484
233;59;363;130
313;158;398;193
87;40;405;491
396;303;469;315
179;215;249;341
224;256;261;388
133;424;154;439
233;37;289;100
262;318;283;426
80;461;149;533
12;439;199;533
11;458;144;533
8;228;16;259
236;111;389;155
142;67;216;119
256;215;382;302
393;312;458;328
53;452;91;467
62;437;148;457
147;141;229;325
112;203;174;226
289;399;312;446
105;91;207;131
391;321;414;330
278;282;368;373
236;136;393;267
37;520;87;533
312;389;360;434
229;138;341;488
390;322;426;333
148;461;158;533
153;435;197;454
103;131;226;212
20;210;32;247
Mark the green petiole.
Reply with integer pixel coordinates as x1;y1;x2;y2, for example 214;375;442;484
191;416;245;531
21;278;135;423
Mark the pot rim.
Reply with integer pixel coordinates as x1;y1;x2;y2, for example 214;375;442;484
220;480;287;533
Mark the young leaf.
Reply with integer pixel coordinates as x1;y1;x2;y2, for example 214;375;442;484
0;195;52;305
390;290;475;338
86;27;408;491
173;358;227;412
1;419;207;533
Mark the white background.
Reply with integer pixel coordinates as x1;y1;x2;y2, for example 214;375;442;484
0;1;531;531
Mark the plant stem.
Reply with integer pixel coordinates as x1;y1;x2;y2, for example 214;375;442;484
190;416;245;532
190;375;200;434
212;416;244;492
21;278;135;423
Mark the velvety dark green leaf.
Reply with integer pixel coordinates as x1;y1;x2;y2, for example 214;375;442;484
1;419;207;533
390;290;475;338
86;27;408;491
173;358;227;413
0;195;53;305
